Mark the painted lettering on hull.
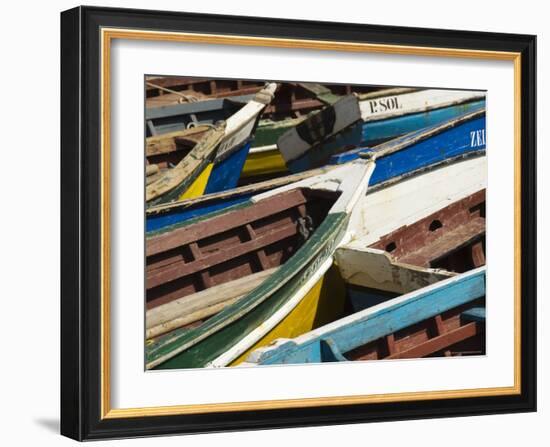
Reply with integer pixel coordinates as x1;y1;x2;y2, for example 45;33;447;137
367;96;402;114
470;129;486;148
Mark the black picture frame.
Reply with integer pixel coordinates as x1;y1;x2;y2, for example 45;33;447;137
61;5;536;441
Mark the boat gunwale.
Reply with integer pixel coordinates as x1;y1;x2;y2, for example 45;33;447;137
359;90;486;123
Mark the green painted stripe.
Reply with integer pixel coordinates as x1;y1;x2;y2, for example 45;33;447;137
147;212;348;369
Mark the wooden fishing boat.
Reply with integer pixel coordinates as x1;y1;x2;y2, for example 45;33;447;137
266;88;485;174
146;77;266;108
146;78;352;111
145;158;376;369
337;188;485;310
234;152;487;366
145;109;485;230
146;95;254;137
241;267;486;365
329;108;486;186
240;87;420;180
146;82;380;137
145;82;386;181
146;152;486;370
146;165;337;233
241;154;487;366
146;83;277;205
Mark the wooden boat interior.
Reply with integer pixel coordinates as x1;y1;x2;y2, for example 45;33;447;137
338;189;485;315
369;189;486;273
145;125;212;182
240;267;486;366
146;77;266;108
146;187;341;310
345;300;486;361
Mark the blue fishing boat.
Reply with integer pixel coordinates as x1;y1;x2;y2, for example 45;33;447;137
277;88;485;173
329;108;486;186
146;166;337;233
146;108;486;230
241;267;486;365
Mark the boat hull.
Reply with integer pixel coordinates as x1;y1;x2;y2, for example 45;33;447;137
244;268;486;365
204;141;252;194
148;212;349;369
228;264;346;365
288;100;486;173
331;112;486;187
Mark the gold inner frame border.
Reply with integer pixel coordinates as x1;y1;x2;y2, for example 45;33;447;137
100;27;522;419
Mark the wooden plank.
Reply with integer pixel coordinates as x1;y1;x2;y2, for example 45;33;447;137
369;190;486;260
146;188;307;256
434;314;446;336
471;240;486;267
386;334;396;355
386;322;480;359
359;89;485;123
246;224;272;270
147;222;298;289
146;126;225;204
189;243;212;289
146;126;210;157
146;268;277;339
334;247;453;294
398;217;485;267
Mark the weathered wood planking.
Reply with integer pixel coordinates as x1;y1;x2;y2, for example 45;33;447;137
146;77;265;108
358;89;485;123
347;300;485;360
146;125;225;205
349;153;486;243
146;82;384;134
369;189;486;270
146;113;486;232
146;160;375;369
146;268;277;339
242;267;486;365
146;187;331;309
334;247;454;295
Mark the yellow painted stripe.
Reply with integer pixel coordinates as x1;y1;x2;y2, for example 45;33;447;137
178;163;214;200
230;265;346;365
242;149;287;178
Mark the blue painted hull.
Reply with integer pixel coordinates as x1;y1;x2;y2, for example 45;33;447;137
362;99;485;145
204;141;252;194
287;99;485;173
330;114;486;186
146;195;251;233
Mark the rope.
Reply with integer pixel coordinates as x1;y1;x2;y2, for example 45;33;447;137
146;81;200;103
